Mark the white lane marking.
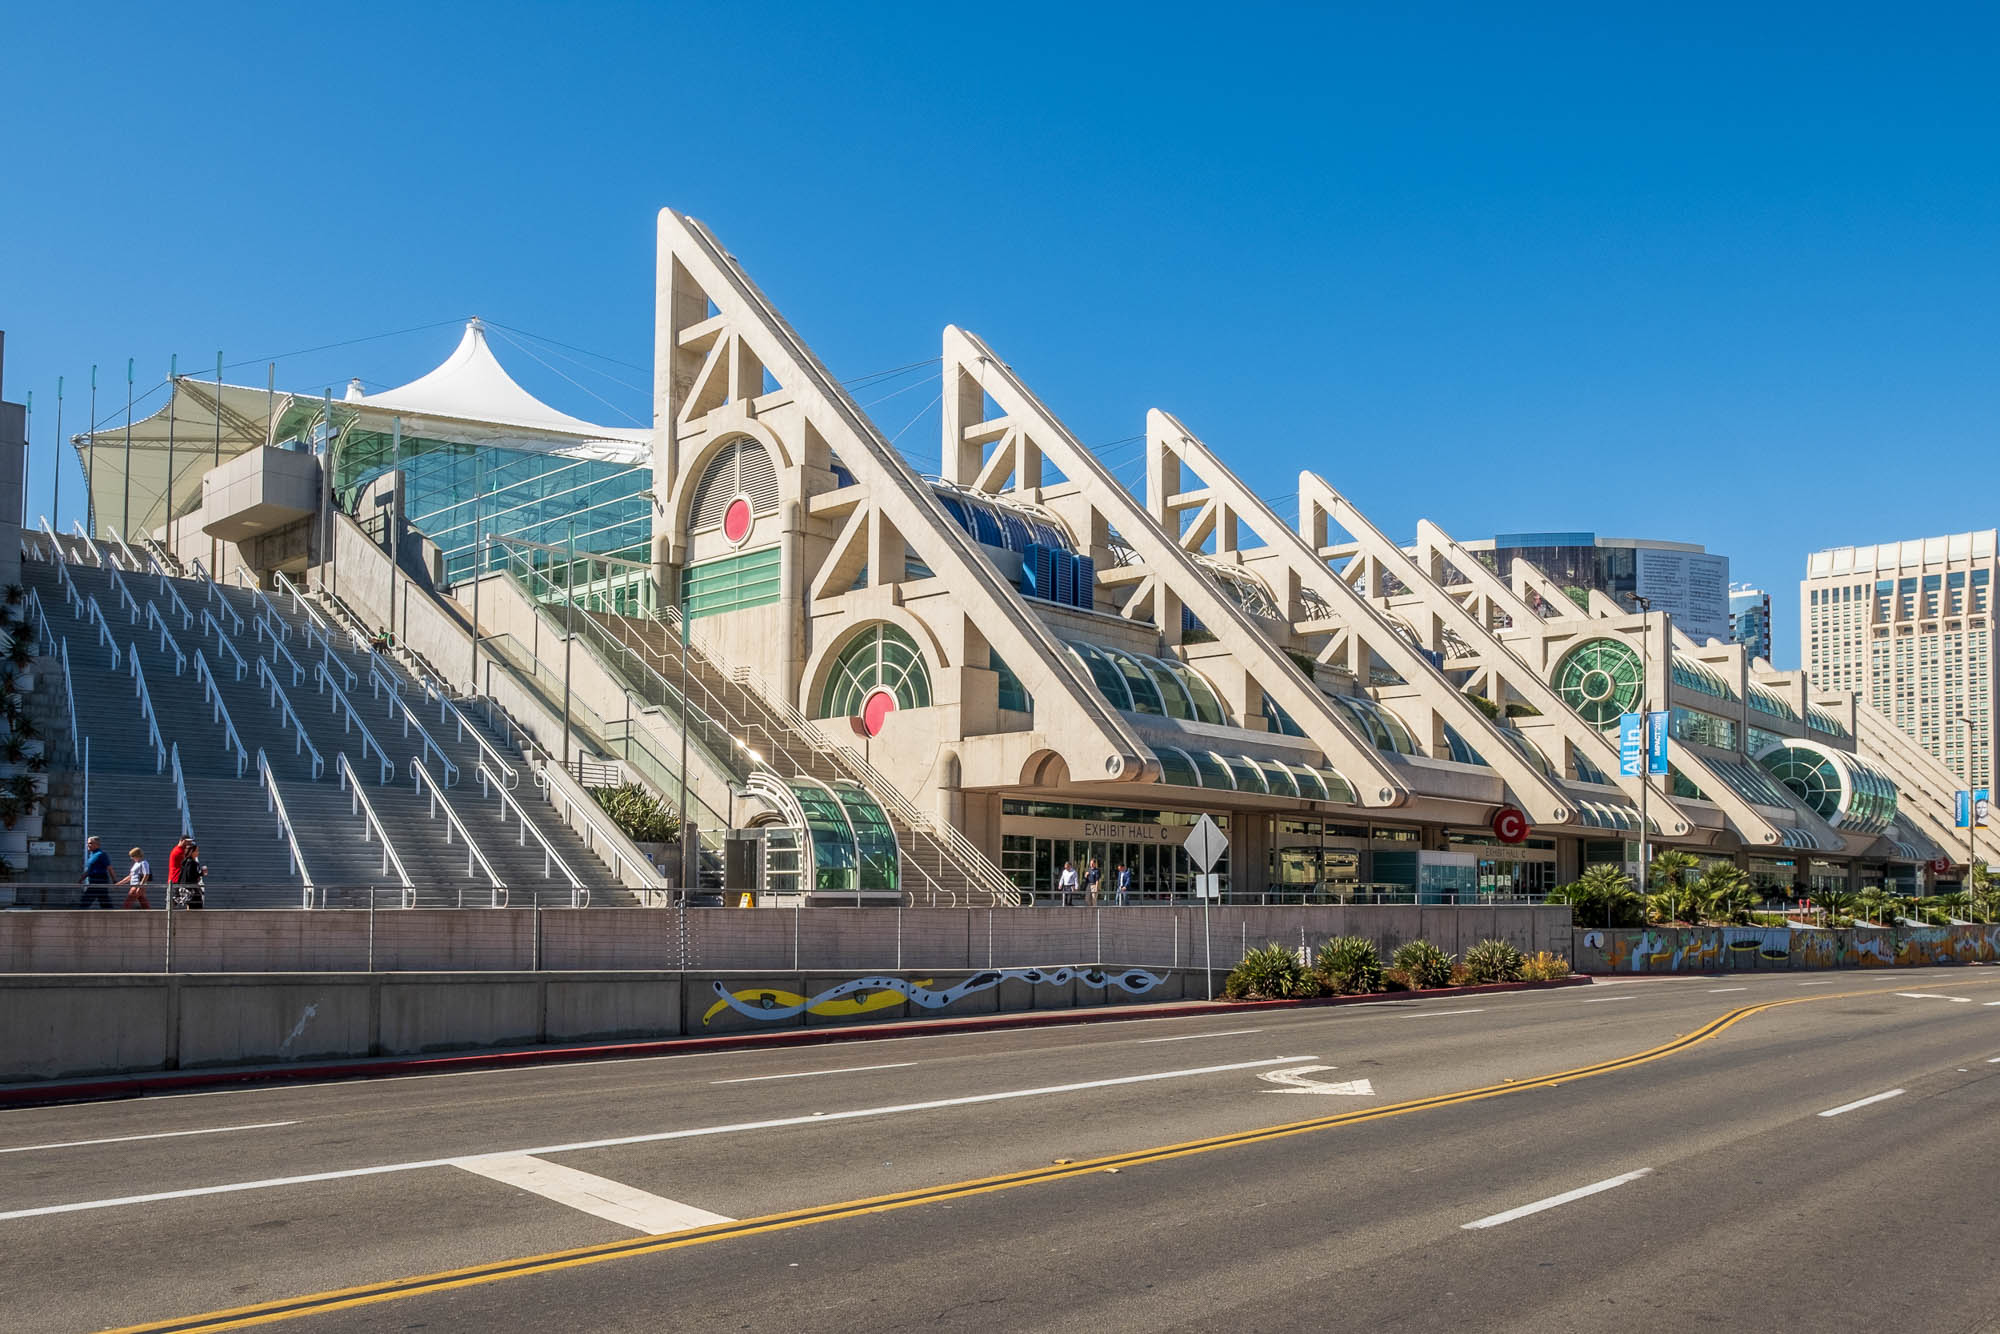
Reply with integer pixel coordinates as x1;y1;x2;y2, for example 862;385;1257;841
1580;996;1634;1003
455;1154;732;1234
1461;1168;1652;1229
1896;993;1972;1003
0;1121;297;1156
1798;981;1837;986
1988;1057;2000;1063
1984;1002;2000;1007
1405;1009;1484;1018
1708;988;1748;993
1138;1028;1263;1043
0;1054;1316;1223
710;1062;916;1085
1258;1066;1374;1096
1819;1089;1905;1118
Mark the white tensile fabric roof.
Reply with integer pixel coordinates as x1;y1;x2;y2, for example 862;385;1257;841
76;319;651;539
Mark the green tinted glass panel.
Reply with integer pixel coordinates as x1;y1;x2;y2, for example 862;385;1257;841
1554;638;1644;727
683;548;781;621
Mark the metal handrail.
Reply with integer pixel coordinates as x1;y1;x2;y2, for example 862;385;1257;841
380;680;457;786
155;570;194;630
318;645;357;692
140;532;184;578
54;557;82;614
272;570;350;666
188;558;243;634
367;656;403;704
257;748;314;891
477;760;583;893
317;660;393;783
194;649;250;778
144;602;188;675
25;588;54;665
258;656;326;779
407;656;519;788
69;519;102;566
338;752;412;889
260;615;307;686
84;595;122;668
103;523;146;575
128;645;168;773
200;608;248;681
531;757;671;897
105;558;141;624
58;638;79;763
38;517;67;566
232;569;292;643
170;742;195;840
411;760;505;893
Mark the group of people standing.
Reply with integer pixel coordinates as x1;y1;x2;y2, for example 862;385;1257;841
78;835;208;909
1053;858;1135;907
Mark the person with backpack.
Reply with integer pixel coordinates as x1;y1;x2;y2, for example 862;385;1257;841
1084;858;1103;908
172;841;206;909
78;837;113;909
122;847;153;910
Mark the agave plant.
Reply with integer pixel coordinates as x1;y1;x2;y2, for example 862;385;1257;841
1698;863;1758;925
1548;864;1643;928
1463;938;1524;985
1223;944;1320;1000
1315;935;1384;995
1390;939;1455;989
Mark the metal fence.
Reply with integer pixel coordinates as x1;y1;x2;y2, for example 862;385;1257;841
0;902;1572;976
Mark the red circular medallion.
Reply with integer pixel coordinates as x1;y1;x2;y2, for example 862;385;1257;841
858;688;897;737
722;496;753;544
1928;856;1954;875
1491;806;1530;845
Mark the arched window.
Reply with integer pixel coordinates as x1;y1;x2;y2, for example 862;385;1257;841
819;625;932;733
688;438;780;538
1553;637;1643;727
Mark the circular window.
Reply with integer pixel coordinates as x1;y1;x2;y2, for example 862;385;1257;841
1553;637;1643;727
722;496;754;545
859;688;898;737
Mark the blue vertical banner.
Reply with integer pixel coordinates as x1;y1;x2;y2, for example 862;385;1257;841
1957;790;1973;828
1618;712;1644;777
1648;710;1670;775
1977;788;1992;830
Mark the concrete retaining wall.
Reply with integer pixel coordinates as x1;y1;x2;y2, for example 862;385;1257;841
0;905;1573;974
1575;923;2000;974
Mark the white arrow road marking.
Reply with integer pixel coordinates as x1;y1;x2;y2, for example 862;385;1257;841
1896;993;1972;1003
1258;1065;1375;1096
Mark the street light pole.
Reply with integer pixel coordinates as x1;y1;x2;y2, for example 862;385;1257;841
1633;595;1652;908
1950;714;1976;895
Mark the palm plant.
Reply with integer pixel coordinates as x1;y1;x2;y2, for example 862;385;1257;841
1814;887;1858;924
1697;863;1757;925
1649;849;1700;895
1646;883;1702;925
1853;887;1894;927
1549;864;1643;928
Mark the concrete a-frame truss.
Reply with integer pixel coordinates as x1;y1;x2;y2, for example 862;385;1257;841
651;210;1153;792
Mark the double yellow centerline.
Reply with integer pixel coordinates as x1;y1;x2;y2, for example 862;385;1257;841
103;979;1988;1333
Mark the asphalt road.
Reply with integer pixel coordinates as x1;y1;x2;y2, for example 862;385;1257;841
6;968;2000;1333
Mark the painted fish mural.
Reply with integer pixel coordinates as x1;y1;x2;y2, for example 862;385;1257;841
703;966;1168;1025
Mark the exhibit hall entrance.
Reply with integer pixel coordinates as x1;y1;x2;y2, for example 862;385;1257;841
998;802;1228;903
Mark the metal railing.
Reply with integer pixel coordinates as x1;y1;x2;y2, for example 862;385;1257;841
260;616;307;686
530;755;673;901
128;644;169;773
140;532;184;578
170;742;195;840
194;648;250;778
257;748;315;897
38;517;66;567
232;570;292;644
25;588;55;666
200;608;248;681
318;644;358;693
379;681;458;786
155;570;195;630
407;657;519;788
188;558;243;634
273;570;352;667
317;660;394;783
68;519;102;566
412;760;505;896
339;752;413;891
477;760;584;899
53;555;82;614
84;595;122;668
258;656;326;779
102;523;146;574
58;638;80;764
105;558;141;624
144;602;188;675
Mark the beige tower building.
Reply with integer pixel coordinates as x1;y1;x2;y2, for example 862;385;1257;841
1804;531;1997;795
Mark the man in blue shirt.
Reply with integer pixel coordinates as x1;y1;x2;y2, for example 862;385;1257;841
79;836;113;909
1115;863;1133;906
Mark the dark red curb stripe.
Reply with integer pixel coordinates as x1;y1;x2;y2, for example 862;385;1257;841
0;975;1591;1108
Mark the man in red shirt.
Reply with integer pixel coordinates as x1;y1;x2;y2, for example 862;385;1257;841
166;837;188;891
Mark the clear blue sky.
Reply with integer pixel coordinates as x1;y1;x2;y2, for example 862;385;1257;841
6;3;1997;667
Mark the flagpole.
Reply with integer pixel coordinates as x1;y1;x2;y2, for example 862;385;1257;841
51;376;62;533
86;365;97;538
165;356;178;557
122;358;135;538
211;351;222;577
20;392;29;529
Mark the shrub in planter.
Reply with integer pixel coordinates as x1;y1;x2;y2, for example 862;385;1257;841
1223;944;1321;1000
1520;951;1572;982
1382;967;1412;992
1315;935;1384;995
1463;938;1525;985
1390;939;1454;989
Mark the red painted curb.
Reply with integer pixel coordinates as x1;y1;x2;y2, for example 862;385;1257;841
0;976;1591;1108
